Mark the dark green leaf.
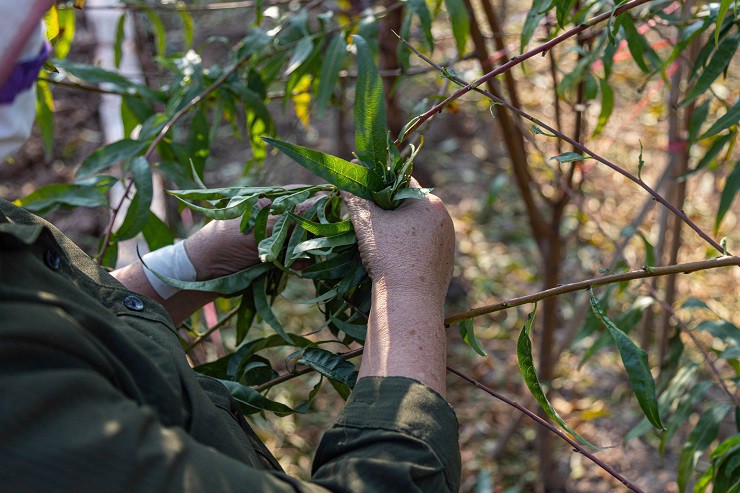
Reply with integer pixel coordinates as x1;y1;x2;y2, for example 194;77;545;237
298;347;358;387
521;0;551;51
716;161;739;233
406;0;434;51
683;32;739;106
294;232;357;256
171;193;260;220
715;0;733;46
263;137;382;199
394;187;433;200
590;290;663;430
682;133;733;180
141;212;174;251
236;289;257;345
284;36;314;76
253;275;293;343
689;99;711;142
330;316;367;341
217;379;295;416
619;15;660;73
116;157;152;241
681;297;711;310
301;250;358;280
316;33;347;116
79;139;147;178
518;304;601;448
14;180;111;213
695;320;740;347
677;403;733;493
258;213;291;263
444;0;469;55
144;9;166;57
459;318;487;356
352;35;388;170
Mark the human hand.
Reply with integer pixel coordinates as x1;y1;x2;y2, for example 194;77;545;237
183;189;318;280
343;180;455;305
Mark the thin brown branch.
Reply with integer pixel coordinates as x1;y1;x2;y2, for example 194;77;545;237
647;287;739;407
396;36;726;254
64;0;307;12
396;0;653;145
443;256;740;326
446;366;645;493
184;305;240;353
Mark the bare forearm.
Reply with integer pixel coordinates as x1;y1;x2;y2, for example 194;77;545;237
358;278;448;399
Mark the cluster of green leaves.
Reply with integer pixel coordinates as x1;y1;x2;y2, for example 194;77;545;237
151;33;434;414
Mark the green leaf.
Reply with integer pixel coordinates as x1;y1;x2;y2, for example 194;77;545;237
114;13;125;68
253;275;293;344
677;403;733;493
518;304;601;448
619;15;660;73
287;212;353;236
144;9;166;58
330;316;367;341
116;157;152;241
263;137;382;199
236;289;257;345
217;379;296;416
352;34;388;170
52;58;164;102
592;77;614;137
284;36;314;76
293;232;357;256
682;133;733;179
394;187;433;200
258;213;291;263
590;290;663;430
54;7;75;59
689;99;711;143
698;100;740;140
141;212;173;251
298;347;358;388
140;256;271;296
34;81;54;158
316;33;347;116
715;0;734;46
79;139;147;177
444;0;469;55
683;32;739;107
405;0;434;51
14;181;109;213
178;10;194;49
681;298;711;310
715;161;739;233
459;318;487;356
301;250;358;280
521;0;550;51
550;152;590;164
694;320;739;347
171;193;260;220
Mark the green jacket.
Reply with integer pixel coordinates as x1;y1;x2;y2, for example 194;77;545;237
0;199;460;492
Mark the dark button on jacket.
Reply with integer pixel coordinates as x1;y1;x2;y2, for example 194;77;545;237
0;199;461;492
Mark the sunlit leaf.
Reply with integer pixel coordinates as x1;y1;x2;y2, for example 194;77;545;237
352;34;388;171
316;33;347;116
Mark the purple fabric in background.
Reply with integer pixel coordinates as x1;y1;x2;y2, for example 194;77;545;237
0;40;51;104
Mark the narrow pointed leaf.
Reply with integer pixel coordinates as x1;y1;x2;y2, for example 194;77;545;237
298;347;358;388
459;318;486;356
352;34;387;169
258;213;291;263
715;161;739;233
683;32;739;106
677;403;733;493
287;212;353;236
551;152;591;164
444;0;469;55
590;290;663;430
698;100;740;140
518;304;602;448
263;137;382;199
316;33;347;116
253;276;293;344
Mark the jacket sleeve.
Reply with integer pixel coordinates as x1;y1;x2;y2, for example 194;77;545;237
0;302;460;493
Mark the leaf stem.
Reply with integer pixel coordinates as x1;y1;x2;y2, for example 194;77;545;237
184;305;240;353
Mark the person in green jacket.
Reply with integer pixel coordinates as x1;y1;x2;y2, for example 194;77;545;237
0;3;461;492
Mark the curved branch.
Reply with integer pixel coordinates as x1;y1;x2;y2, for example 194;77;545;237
446;366;645;493
396;35;725;253
443;256;739;326
396;0;653;144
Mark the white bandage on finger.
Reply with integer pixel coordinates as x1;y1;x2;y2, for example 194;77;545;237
141;241;197;300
